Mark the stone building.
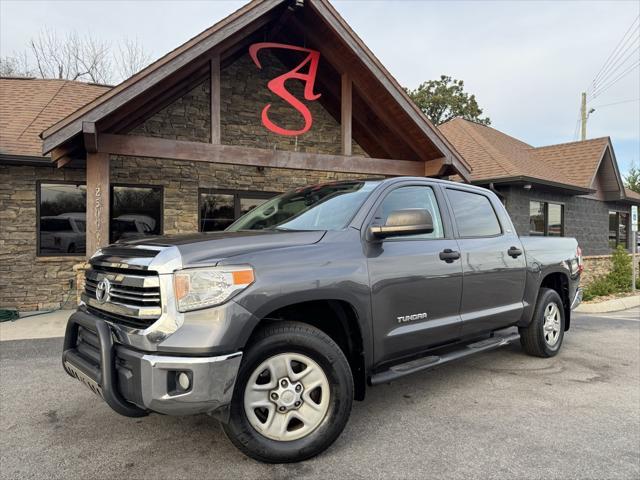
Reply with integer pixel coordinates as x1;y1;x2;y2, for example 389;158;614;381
438;118;640;283
1;0;470;310
0;0;637;312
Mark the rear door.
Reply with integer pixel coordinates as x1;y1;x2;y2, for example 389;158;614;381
444;187;526;336
365;182;463;366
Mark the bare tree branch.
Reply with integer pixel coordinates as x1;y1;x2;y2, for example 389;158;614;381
0;51;34;77
116;37;152;80
14;27;148;84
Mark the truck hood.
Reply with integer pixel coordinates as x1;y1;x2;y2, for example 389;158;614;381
120;230;327;267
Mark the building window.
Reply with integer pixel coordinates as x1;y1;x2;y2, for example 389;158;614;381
199;189;276;232
110;185;163;243
547;203;563;237
529;201;564;236
609;211;629;249
37;182;87;256
529;201;545;235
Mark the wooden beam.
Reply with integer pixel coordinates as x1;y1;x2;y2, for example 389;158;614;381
50;145;76;162
341;72;352;156
210;55;221;144
287;17;425;161
424;157;447;177
56;156;73;168
98;133;424;177
83;122;98;153
86;152;110;257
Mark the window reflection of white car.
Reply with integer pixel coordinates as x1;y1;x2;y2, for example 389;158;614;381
40;212;86;254
112;215;156;241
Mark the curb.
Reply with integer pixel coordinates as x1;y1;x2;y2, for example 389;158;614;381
0;310;73;341
575;294;640;314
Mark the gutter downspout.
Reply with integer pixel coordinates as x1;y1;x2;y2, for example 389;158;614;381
489;182;505;201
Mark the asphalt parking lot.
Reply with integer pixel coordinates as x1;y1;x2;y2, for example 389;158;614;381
1;309;639;480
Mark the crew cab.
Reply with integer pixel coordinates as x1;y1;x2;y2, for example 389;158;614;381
62;177;582;463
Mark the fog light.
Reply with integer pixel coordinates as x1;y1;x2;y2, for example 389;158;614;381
177;372;190;391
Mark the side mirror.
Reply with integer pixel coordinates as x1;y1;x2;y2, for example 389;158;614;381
369;208;434;239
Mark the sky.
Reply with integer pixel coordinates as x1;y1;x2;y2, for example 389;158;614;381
1;0;639;175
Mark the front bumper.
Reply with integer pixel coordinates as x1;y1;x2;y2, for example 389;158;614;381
62;311;242;418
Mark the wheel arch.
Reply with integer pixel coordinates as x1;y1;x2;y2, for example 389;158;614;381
539;272;571;330
248;299;367;401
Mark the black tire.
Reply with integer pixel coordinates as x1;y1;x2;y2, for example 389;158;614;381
519;288;565;358
222;321;354;463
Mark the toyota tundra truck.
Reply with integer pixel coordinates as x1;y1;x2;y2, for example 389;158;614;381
62;177;583;463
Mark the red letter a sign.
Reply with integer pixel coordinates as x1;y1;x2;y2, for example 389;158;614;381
249;42;321;136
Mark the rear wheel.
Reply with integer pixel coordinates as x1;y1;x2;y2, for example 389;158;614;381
222;322;353;463
519;288;565;357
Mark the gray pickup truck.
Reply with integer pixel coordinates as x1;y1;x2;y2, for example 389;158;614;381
63;177;582;463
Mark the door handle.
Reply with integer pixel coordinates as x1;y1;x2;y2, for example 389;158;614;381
439;249;460;263
508;246;523;258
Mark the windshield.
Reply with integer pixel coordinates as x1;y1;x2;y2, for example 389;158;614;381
227;181;379;232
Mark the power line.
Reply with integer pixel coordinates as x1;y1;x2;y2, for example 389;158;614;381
591;98;640;109
590;15;639;92
592;23;639;92
591;60;640;99
592;43;640;95
572;106;582;140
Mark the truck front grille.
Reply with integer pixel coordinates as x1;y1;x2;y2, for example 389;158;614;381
82;247;164;329
85;277;161;308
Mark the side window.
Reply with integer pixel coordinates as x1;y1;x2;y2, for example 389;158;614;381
375;186;444;239
447;189;502;237
38;182;86;256
110;185;163;243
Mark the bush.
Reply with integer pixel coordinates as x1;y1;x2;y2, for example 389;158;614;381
583;246;633;301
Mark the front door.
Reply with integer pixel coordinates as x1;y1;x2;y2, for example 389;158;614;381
444;187;527;336
365;183;463;366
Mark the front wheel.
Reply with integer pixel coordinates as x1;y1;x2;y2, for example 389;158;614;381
222;321;353;463
519;288;565;357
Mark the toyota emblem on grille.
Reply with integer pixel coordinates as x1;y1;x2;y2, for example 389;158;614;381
95;278;111;304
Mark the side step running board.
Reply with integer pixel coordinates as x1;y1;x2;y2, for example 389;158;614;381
370;332;520;385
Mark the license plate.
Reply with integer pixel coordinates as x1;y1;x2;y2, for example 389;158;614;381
64;361;103;398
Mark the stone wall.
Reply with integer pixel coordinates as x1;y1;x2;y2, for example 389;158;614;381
498;184;632;256
221;52;366;156
581;255;640;286
130;81;211;143
132;51;367;155
0;164;85;311
581;256;612;285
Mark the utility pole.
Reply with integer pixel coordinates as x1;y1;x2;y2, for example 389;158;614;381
580;91;587;141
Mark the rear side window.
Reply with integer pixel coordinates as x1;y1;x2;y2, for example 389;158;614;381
446;189;502;237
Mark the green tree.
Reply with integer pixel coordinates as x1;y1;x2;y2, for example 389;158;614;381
624;166;640;194
405;75;491;126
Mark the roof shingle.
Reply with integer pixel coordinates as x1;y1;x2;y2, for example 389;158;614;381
0;77;109;158
438;118;611;190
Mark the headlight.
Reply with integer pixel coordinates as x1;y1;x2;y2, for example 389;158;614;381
173;265;254;312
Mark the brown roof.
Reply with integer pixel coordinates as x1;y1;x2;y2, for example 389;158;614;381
438;118;611;190
0;77;109;158
625;188;640;202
